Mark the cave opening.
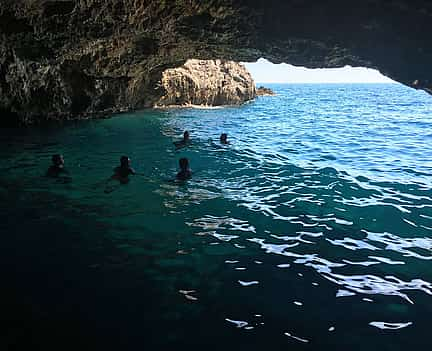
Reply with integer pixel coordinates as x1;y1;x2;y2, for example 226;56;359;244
243;58;395;85
155;57;403;108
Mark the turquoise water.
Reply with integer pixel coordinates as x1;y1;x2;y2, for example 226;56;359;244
1;83;432;350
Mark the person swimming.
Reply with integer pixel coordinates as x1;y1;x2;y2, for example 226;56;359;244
220;133;229;144
174;130;191;149
176;157;192;181
112;156;136;184
46;154;68;177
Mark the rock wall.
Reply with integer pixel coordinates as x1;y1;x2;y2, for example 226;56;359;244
1;0;432;125
156;59;256;107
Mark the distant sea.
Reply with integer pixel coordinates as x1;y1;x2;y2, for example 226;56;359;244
1;83;432;350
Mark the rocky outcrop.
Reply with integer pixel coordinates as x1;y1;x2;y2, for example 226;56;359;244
1;1;432;125
156;59;256;107
256;86;275;96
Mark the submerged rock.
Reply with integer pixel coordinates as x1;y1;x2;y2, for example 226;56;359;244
256;86;276;96
155;59;256;107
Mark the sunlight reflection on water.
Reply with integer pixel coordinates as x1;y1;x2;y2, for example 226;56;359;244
1;84;432;349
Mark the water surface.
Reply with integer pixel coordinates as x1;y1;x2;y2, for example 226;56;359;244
1;83;432;350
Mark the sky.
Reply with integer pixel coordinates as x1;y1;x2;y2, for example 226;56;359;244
243;58;395;84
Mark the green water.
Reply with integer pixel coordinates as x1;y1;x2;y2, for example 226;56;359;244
1;84;432;350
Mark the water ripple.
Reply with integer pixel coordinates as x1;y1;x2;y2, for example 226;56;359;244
2;84;432;349
324;273;432;304
369;322;413;330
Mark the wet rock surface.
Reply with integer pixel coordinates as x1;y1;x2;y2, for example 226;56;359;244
256;86;276;96
1;0;432;124
156;59;256;107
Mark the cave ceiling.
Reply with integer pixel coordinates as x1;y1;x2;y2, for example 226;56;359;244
0;0;431;124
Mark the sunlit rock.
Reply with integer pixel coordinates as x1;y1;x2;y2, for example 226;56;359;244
155;59;256;107
256;86;276;96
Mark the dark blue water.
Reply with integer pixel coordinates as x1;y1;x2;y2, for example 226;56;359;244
1;83;432;350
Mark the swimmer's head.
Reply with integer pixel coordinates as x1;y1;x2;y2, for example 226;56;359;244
179;157;189;171
52;154;64;166
220;133;228;143
120;156;130;167
183;131;190;141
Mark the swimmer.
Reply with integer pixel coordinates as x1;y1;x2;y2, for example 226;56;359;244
111;156;136;184
46;154;68;177
220;133;229;144
174;130;191;149
176;157;192;181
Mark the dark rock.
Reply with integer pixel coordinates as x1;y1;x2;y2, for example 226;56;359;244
256;86;275;96
1;0;432;125
156;59;256;107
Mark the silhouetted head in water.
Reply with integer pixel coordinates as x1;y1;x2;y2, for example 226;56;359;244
176;157;192;181
46;154;67;177
112;155;136;182
52;154;64;167
179;157;189;171
174;131;191;149
183;131;190;141
120;155;130;168
220;133;229;144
